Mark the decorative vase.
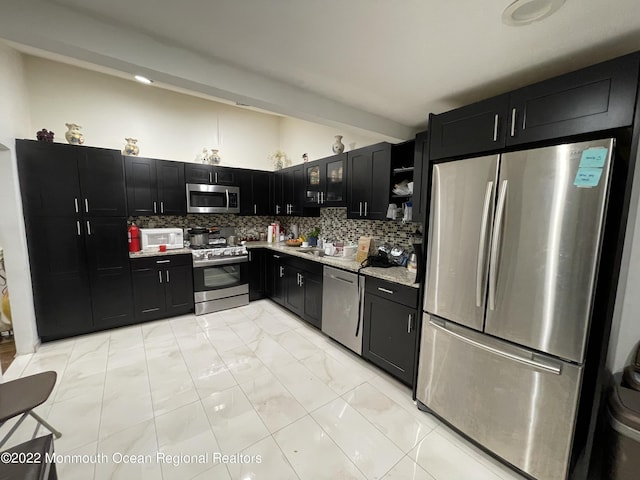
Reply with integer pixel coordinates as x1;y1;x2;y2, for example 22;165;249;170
200;148;221;165
308;237;318;247
123;138;140;156
64;123;84;145
210;149;221;165
332;135;345;154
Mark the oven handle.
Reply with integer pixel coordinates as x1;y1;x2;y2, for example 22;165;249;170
193;256;249;267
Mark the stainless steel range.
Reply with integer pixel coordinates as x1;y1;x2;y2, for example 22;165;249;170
191;244;249;315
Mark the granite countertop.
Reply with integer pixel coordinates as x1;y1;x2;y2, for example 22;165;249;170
129;248;193;258
246;241;419;288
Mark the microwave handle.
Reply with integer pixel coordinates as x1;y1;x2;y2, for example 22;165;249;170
226;189;229;210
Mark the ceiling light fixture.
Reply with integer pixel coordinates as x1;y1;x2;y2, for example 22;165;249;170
134;75;153;85
502;0;565;26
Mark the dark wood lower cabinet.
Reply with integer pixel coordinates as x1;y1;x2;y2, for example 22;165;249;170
249;249;267;301
131;254;194;322
264;250;322;328
362;283;418;386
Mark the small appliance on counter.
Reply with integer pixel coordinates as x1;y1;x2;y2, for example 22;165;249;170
140;228;183;251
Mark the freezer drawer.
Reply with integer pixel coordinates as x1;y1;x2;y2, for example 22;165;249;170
416;316;582;480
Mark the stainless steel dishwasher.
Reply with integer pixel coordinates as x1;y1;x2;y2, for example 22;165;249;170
321;266;364;355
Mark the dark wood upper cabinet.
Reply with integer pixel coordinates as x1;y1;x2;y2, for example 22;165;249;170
429;53;640;160
185;163;237;185
125;156;185;216
506;53;640;146
347;143;393;220
429;95;509;161
239;169;273;216
411;131;429;224
16;140;125;217
156;160;186;215
303;153;346;208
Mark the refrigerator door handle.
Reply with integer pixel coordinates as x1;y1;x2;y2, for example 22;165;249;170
429;319;561;375
476;181;494;307
489;180;508;311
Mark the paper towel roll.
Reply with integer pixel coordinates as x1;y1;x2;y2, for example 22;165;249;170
267;226;274;243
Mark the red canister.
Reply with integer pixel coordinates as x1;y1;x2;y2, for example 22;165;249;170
128;223;141;252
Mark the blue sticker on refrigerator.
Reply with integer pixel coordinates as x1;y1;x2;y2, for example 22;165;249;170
574;167;603;188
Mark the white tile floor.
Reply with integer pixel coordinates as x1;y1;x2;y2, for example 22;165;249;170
1;300;526;480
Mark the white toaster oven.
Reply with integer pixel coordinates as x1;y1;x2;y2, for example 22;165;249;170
140;228;184;251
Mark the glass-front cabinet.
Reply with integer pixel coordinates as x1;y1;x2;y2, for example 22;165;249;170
303;153;346;207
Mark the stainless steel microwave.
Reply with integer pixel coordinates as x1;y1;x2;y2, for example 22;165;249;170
186;183;240;214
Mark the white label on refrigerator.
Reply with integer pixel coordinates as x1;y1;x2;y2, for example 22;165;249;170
574;167;603;188
579;147;608;168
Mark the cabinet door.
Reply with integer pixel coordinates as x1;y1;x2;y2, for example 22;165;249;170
131;266;166;322
323;154;346;206
507;53;640;146
185;163;213;184
269;254;286;306
125;156;157;216
303;161;323;207
429;95;509;161
252;171;273;215
84;217;134;329
302;270;322;329
16;140;82;217
79;148;127;216
249;249;266;301
26;216;92;340
363;294;417;385
165;264;194;315
290;166;305;215
347;149;371;218
237;169;254;215
368;147;392;219
273;172;284;215
281;169;295;215
412;130;430;224
285;268;304;316
213;167;237;185
156;160;186;215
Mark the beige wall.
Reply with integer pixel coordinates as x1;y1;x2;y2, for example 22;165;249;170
0;43;39;358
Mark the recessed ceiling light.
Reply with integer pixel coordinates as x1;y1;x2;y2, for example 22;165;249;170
134;75;153;85
502;0;565;26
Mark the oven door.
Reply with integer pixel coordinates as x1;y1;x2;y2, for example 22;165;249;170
193;257;249;302
187;184;240;213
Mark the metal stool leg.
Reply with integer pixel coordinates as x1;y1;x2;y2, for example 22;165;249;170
29;411;62;439
0;413;29;449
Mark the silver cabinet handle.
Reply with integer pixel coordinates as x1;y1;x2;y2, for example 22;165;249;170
166;270;170;283
429;320;561;375
84;198;89;213
510;108;516;137
226;189;230;210
76;221;81;236
248;251;252;261
476;181;494;307
276;205;280;214
322;192;325;204
359;201;362;216
489;180;508;310
160;201;164;214
299;273;304;287
86;221;91;235
493;114;499;141
364;202;368;217
209;171;212;183
273;254;281;259
156;259;171;264
296;272;300;286
254;204;257;214
279;266;284;278
74;198;79;213
153;201;157;214
407;314;412;333
378;287;394;294
158;271;163;283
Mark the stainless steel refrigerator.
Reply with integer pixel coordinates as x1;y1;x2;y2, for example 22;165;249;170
416;138;615;480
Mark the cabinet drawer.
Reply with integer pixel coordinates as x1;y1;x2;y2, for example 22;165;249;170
287;255;322;276
131;253;192;270
365;277;418;308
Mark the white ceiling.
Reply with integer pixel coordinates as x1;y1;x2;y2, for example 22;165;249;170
2;0;640;140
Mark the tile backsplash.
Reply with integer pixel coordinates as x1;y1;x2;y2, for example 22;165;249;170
130;208;423;250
